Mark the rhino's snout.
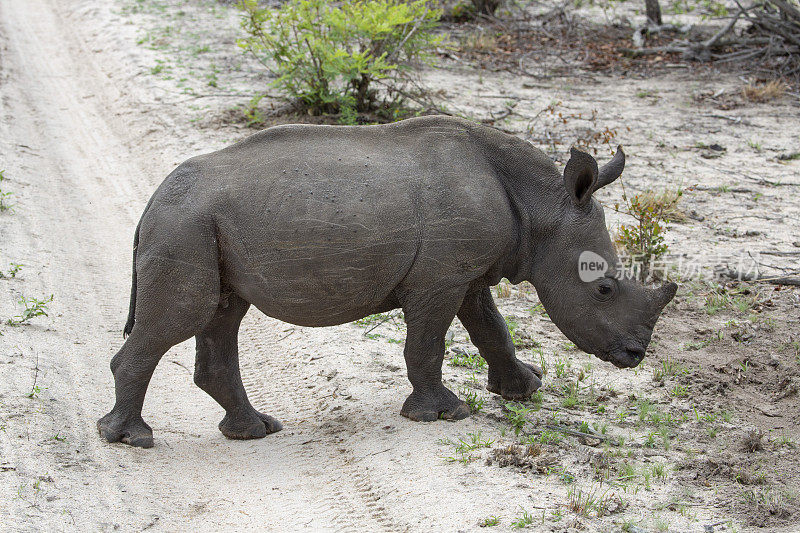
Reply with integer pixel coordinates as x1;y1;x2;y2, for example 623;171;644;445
600;341;646;369
605;283;676;369
616;344;646;368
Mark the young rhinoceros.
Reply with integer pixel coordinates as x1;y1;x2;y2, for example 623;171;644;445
98;116;676;448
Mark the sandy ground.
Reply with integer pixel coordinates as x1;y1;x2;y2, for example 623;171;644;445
0;0;799;532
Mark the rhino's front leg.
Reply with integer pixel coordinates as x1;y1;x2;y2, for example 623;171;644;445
457;286;542;400
400;289;471;422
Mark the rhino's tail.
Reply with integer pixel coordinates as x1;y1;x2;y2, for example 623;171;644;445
123;219;141;339
123;195;156;338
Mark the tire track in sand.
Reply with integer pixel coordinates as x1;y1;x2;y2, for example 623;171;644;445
239;312;404;532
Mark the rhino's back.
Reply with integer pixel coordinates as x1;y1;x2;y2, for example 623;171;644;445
160;117;518;326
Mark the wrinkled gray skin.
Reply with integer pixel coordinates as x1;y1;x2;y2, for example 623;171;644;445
98;116;676;448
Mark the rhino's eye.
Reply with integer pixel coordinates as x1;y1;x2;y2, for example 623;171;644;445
594;279;615;301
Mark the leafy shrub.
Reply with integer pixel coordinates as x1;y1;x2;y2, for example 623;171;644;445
615;187;682;281
237;0;441;120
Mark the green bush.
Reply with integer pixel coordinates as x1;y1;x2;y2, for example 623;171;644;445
237;0;441;120
615;188;681;281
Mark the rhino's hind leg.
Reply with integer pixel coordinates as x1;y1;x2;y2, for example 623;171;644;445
99;215;222;448
400;289;470;422
194;293;282;439
457;286;542;400
99;322;213;448
97;331;171;448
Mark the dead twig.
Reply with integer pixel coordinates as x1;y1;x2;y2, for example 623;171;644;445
480;102;518;124
543;424;616;444
715;267;800;286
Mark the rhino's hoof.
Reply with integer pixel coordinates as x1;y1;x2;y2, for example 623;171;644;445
400;387;471;422
525;362;544;379
97;411;154;449
487;360;543;401
219;409;283;440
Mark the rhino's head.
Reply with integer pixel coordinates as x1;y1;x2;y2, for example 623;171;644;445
530;146;677;369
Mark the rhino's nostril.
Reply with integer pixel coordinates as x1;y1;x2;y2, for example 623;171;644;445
625;346;645;362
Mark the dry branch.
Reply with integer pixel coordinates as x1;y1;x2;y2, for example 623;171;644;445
630;0;800;82
715;267;800;286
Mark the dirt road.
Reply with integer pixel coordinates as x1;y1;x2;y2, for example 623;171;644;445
0;1;547;530
2;0;799;531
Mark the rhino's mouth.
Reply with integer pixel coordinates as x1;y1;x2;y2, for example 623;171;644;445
596;344;646;369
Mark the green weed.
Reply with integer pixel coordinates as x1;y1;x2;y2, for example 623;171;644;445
0;170;13;212
7;295;53;326
503;403;531;435
0;263;22;279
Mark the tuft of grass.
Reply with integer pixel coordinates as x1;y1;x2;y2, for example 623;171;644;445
621;519;640;532
742;80;787;102
529;302;547;317
637;399;655;424
537;429;563;445
450;350;487;369
495;280;512;298
566;485;619;517
741;486;794;517
561;381;580;409
510;508;534;529
150;61;166;75
529;390;543;407
650;463;669;482
479;515;500;527
459;386;485;413
240;94;266;128
442;431;493;464
554;355;570;378
636;188;686;222
455;430;493;454
705;291;729;315
532;347;547;377
652;354;685;382
669;384;689;397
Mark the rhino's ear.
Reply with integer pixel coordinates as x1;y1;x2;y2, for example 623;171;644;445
595;145;625;192
564;147;598;206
